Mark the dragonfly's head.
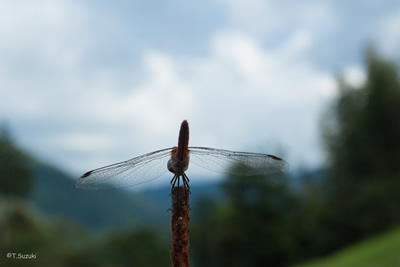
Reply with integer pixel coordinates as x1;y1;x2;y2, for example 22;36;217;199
168;147;189;175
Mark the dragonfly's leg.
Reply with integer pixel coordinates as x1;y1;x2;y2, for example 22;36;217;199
171;174;182;202
170;174;179;192
182;172;190;192
182;172;191;194
170;173;183;200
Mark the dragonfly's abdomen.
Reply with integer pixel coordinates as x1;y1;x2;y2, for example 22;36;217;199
177;120;189;161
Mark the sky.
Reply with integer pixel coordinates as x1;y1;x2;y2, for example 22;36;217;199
1;0;400;186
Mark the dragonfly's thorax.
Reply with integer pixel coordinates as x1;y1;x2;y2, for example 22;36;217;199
168;147;189;175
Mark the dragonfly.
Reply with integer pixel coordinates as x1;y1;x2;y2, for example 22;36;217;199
76;120;289;190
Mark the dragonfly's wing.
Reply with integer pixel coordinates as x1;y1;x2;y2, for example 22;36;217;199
188;147;289;176
76;148;173;190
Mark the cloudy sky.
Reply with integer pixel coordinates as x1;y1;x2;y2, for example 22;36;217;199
1;0;400;185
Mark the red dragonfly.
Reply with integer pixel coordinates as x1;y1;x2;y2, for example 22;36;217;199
76;120;289;190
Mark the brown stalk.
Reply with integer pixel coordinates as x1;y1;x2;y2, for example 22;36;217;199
170;186;190;267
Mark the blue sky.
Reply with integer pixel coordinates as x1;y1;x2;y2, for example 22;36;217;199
1;0;400;185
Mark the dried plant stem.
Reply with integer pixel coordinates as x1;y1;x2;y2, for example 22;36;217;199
170;186;190;267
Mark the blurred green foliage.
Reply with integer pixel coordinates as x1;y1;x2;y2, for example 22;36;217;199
0;197;170;266
0;125;33;197
191;173;302;267
322;49;400;248
190;170;333;266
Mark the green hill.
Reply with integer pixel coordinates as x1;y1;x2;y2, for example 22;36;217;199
297;226;400;267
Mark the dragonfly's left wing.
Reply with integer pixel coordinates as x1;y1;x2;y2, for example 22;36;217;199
188;147;289;176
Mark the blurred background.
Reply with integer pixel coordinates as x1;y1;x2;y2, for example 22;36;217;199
1;0;400;266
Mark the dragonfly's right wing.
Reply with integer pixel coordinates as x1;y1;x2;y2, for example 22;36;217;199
76;148;173;190
189;147;289;176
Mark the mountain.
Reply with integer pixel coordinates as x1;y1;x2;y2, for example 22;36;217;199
28;162;222;233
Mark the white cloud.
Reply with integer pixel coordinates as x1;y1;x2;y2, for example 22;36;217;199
202;31;335;103
343;66;366;88
212;32;265;78
113;56;195;139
